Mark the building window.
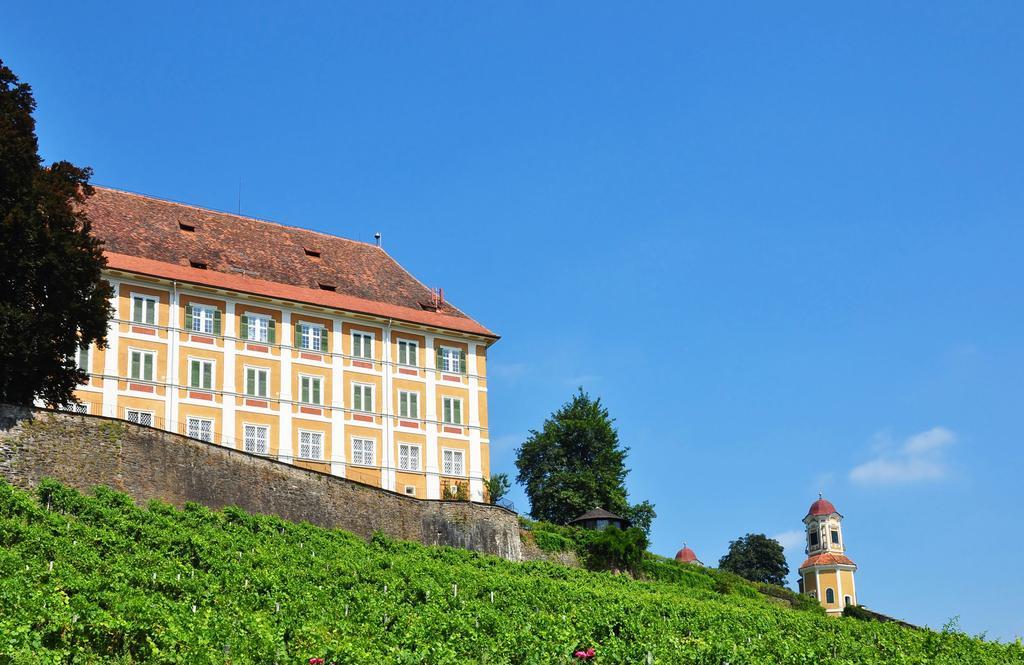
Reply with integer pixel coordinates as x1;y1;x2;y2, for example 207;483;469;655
825;588;835;604
808;531;819;547
844;595;852;607
241;314;274;343
299;375;323;405
187;304;220;335
438;346;465;374
187;417;214;442
398;443;421;471
296;322;327;351
243;424;269;454
352;331;373;359
398;390;419;418
76;345;90;373
189;358;214;390
245;367;269;398
64;402;88;414
129;349;155;381
351;438;375;466
298;430;324;460
125;409;154;427
397;339;418;366
404;485;416;496
442;448;465;476
131;295;157;325
352;383;373;413
831;529;840;544
442;396;462;425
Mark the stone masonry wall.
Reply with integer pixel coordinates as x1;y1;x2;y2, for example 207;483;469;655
0;406;522;561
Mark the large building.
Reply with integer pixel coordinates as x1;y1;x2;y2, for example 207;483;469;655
68;187;498;501
797;495;858;615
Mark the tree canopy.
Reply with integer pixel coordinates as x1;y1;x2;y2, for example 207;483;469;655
514;389;656;534
718;533;790;587
0;59;112;406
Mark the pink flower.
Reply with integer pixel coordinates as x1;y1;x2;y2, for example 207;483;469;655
574;647;596;660
309;658;324;665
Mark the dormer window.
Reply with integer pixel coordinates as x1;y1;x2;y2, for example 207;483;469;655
304;248;321;259
179;222;196;232
808;531;819;547
831;529;840;544
189;260;207;270
318;283;336;292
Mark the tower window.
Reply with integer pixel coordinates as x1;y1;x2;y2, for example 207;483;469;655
808;532;819;547
831;529;840;544
844;595;852;607
826;588;835;604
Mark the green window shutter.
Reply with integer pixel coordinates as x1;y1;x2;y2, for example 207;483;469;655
204;363;213;389
443;398;450;423
147;300;156;324
267;319;276;344
260;371;267;397
144;354;153;381
459;350;467;374
246;369;254;396
411;393;418;417
400;392;408;416
321;327;329;352
190;361;200;387
313;379;321;405
239;315;249;340
411;343;418;366
184;305;193;331
213;309;222;335
454;400;462;424
131;352;140;379
436;347;443;371
300;378;308;403
294;323;302;349
353;386;362;411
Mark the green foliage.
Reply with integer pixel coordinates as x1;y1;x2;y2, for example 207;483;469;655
484;473;511;504
845;604;881;622
718;533;790;586
0;481;1020;663
532;529;575;554
584;526;648;574
0;60;113;406
515;388;656;534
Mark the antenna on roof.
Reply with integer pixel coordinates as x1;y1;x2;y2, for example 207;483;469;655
374;232;381;247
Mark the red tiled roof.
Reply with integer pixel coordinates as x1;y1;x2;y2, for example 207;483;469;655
84;188;497;339
799;553;856;569
808;497;838;516
674;546;700;563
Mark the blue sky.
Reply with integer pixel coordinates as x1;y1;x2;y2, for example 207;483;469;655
6;2;1023;640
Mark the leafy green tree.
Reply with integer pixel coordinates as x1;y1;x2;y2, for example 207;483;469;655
718;533;789;586
484;473;511;505
515;389;656;533
585;525;648;573
0;59;112;406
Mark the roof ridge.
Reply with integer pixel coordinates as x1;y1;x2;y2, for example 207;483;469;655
91;185;381;249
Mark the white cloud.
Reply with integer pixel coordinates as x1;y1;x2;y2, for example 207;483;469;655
849;426;957;485
772;530;806;551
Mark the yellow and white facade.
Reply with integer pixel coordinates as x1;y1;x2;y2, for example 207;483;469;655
66;188;497;502
798;495;858;615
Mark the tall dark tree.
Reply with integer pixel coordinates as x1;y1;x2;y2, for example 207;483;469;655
0;60;112;406
515;389;656;534
718;533;790;586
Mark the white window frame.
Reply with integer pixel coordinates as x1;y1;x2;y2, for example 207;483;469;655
351;437;376;467
298;322;326;352
398;443;421;471
298;429;324;460
186;416;214;442
244;365;270;398
440;346;461;373
64;402;89;414
125;409;155;427
442;396;462;425
352;382;374;413
243;423;270;454
188;357;215;390
299;374;323;405
397;339;418;366
130;293;158;325
398;390;419;418
442;448;465;476
352;331;373;360
128;348;156;382
191;304;217;334
76;345;90;373
246;314;271;343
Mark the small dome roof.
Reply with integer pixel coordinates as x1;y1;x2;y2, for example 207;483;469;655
674;545;699;563
808;496;838;516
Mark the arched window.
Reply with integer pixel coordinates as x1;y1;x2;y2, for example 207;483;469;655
825;588;835;604
844;595;852;607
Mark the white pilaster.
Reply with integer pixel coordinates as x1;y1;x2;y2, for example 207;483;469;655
424;333;440;499
278;311;293;463
330;316;346;477
222;301;237;447
381;324;395;491
101;280;121;418
467;343;483;501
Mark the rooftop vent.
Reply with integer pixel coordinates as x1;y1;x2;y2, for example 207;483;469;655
304;248;321;259
189;260;208;270
318;283;337;292
179;222;196;232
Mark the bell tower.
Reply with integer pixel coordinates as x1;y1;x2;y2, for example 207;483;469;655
797;494;857;616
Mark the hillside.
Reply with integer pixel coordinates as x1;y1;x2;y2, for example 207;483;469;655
1;481;1020;664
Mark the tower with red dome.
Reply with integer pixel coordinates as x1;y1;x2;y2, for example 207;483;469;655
797;495;857;616
674;543;703;566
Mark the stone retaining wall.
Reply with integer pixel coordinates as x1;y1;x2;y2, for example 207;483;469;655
0;405;522;561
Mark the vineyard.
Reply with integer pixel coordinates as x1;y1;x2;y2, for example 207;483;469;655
1;480;1020;664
